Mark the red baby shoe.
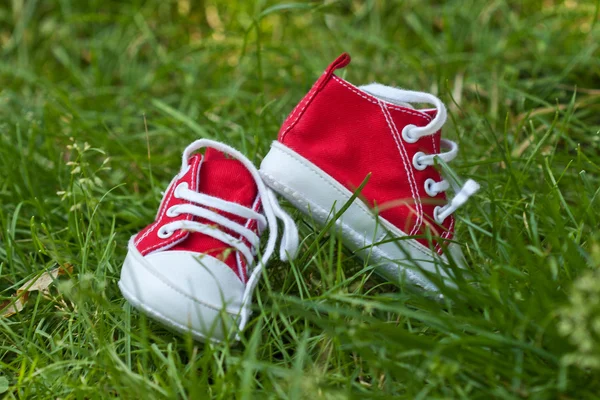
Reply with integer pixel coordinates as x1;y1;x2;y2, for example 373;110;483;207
119;139;298;342
260;53;479;291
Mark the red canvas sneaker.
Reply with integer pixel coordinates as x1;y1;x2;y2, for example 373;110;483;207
260;53;479;291
119;139;298;342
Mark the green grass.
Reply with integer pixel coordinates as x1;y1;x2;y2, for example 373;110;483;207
1;0;600;398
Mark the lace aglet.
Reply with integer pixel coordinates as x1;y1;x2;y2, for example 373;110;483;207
436;179;480;223
462;179;480;197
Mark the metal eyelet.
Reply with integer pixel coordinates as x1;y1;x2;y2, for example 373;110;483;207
157;226;174;239
412;152;427;170
402;124;418;143
424;178;438;197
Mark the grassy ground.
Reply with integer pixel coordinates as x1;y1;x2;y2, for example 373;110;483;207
1;0;599;398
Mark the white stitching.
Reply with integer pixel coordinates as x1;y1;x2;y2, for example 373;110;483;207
142;234;188;255
332;76;433;122
270;147;377;230
263;144;432;259
281;74;433;143
435;216;454;255
378;101;423;236
140;155;201;253
442;217;455;239
280;73;325;141
260;170;440;291
145;155;201;252
266;143;377;229
134;180;177;246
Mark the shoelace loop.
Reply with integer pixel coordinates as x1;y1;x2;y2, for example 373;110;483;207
158;182;265;264
364;84;479;224
161;139;299;332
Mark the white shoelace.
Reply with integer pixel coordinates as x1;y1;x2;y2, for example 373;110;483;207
159;139;299;331
361;83;480;224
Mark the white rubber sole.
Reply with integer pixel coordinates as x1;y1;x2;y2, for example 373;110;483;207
119;282;220;343
118;238;245;343
260;142;464;291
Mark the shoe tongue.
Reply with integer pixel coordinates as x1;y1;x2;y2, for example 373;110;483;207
170;148;259;281
203;147;226;161
198;148;257;207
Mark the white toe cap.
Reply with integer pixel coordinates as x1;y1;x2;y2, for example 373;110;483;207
119;241;246;342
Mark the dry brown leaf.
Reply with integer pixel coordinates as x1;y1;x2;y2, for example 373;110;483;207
0;295;27;317
1;264;73;318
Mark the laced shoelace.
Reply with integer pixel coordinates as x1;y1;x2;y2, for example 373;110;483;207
361;84;480;225
158;139;299;331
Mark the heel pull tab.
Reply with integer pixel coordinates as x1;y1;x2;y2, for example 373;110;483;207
278;53;351;142
316;52;351;90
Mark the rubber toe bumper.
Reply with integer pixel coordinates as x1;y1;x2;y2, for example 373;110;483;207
118;238;245;342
